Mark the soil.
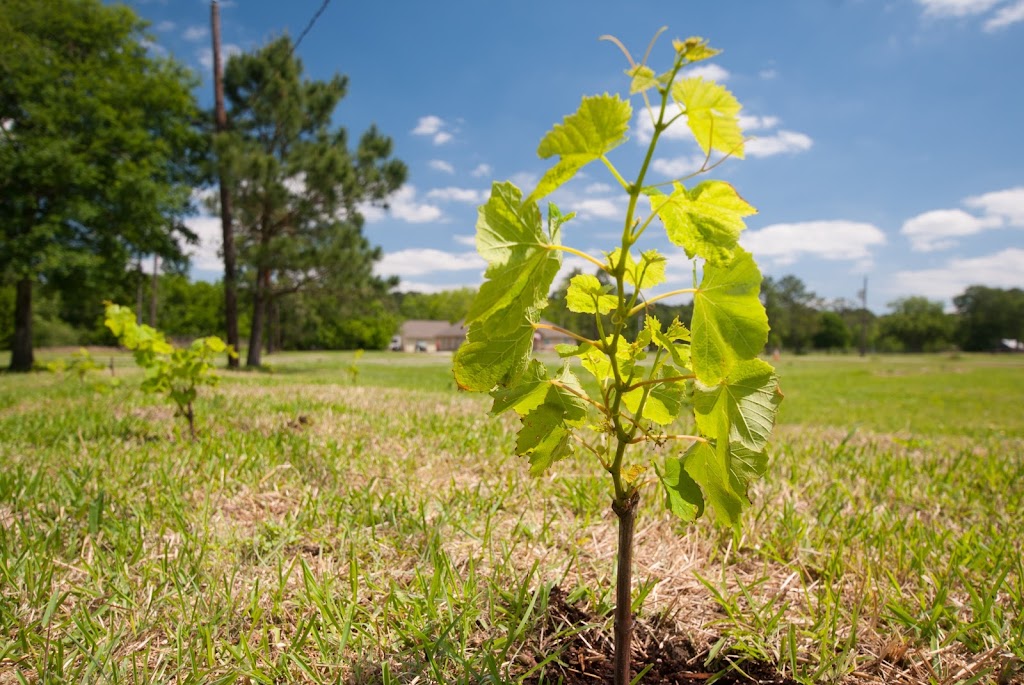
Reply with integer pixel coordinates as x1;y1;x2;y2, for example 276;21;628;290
519;586;798;685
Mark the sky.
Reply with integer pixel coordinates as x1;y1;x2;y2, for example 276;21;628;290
123;0;1024;312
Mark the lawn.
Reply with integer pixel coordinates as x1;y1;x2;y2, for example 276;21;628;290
0;350;1022;684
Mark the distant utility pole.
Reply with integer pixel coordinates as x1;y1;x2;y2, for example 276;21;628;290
211;0;240;368
858;275;868;357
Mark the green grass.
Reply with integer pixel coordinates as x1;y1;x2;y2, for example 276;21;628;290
0;350;1022;683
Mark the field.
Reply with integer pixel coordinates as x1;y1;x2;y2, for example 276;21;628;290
1;350;1022;684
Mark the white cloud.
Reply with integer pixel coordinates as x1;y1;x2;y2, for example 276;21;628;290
392;280;481;294
891;248;1024;301
652;154;707;178
452;234;476;247
470;163;492;178
155;20;176;32
635;111;813;159
183;214;223;273
584;182;614;194
412;115;455;145
197;44;241;71
984;0;1024;29
426;187;486;204
916;0;1003;16
738;115;781;131
759;68;778;80
412;115;444;136
362;186;443;224
745;130;814;157
428;159;454;174
684;63;730;82
901;208;1002;251
375;248;484;278
964;186;1024;226
570;198;622;221
741;220;887;266
900;186;1023;252
183;25;209;42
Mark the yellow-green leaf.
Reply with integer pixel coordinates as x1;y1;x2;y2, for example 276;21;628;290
626;64;658;94
652;180;756;265
691;249;768;385
672;77;744;158
566;273;616;314
529;94;632;203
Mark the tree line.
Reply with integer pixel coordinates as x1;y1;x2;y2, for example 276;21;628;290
543;270;1023;355
1;0;402;370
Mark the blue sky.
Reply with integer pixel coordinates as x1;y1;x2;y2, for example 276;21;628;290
126;0;1024;312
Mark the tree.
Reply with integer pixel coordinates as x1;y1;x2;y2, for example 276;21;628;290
0;0;204;371
813;311;852;351
877;297;954;352
953;285;1024;351
218;36;406;368
395;287;478;323
761;275;820;353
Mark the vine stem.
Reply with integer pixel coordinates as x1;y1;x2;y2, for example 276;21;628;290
532;323;601;349
629;288;697;316
624;374;694;392
548;245;608;272
612;491;639;685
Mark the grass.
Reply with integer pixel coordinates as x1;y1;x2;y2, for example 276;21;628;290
0;349;1022;683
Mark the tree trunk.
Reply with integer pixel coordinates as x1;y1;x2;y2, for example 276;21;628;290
150;254;158;327
212;0;240;369
612;493;639;685
266;296;277;354
8;277;34;372
246;267;269;368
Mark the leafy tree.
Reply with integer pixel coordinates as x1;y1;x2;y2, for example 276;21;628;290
877;297;954;352
0;0;204;371
218;36;406;368
761;275;820;353
395;288;478;323
813;311;852;351
953;285;1024;351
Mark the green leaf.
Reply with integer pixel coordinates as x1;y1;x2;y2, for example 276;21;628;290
658;457;704;521
455;316;538;393
566;273;617;314
648;316;692;369
490;359;552;416
529;94;632;203
607;248;667;289
622;365;687;426
691;249;768;385
672;78;744;158
652;181;756;266
626;64;658;94
513;366;588;476
682;440;746;527
454;182;562;392
693;359;782;452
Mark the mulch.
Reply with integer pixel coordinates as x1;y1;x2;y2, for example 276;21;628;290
519;586;797;685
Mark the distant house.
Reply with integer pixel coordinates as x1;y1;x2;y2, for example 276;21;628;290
395;319;573;352
396;319;460;352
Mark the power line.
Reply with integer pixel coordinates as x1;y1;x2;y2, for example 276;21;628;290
293;0;332;52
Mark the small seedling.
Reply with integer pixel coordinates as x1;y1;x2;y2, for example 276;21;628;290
452;30;782;683
104;302;235;438
347;349;364;384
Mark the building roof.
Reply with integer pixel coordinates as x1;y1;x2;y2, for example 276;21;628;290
400;319;460;340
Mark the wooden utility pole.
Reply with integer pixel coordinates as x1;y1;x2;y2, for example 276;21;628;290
211;0;240;367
